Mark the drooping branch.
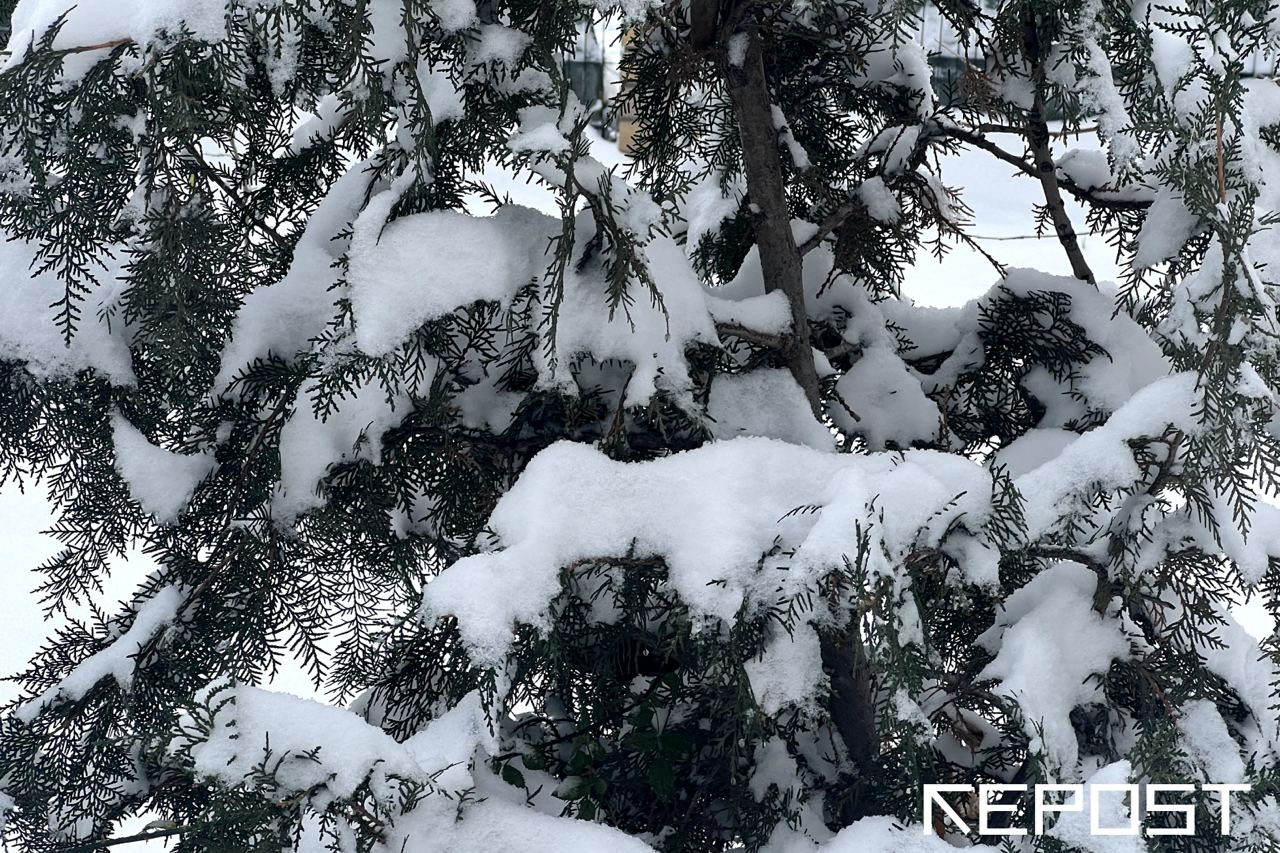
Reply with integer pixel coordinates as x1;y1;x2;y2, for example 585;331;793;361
180;140;293;254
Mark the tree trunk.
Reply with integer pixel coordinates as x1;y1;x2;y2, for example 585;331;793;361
1022;7;1095;285
723;28;878;825
722;31;824;418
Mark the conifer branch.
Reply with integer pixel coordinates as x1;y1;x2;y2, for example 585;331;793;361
180;140;293;254
936;124;1151;212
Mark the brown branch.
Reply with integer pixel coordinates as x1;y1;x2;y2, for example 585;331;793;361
1021;9;1094;284
937;124;1150;212
714;321;795;350
59;823;198;852
798;192;861;256
53;37;134;56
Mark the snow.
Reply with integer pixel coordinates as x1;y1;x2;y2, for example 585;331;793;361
684;170;745;250
346;199;715;404
533;219;719;404
215;160;371;392
453;379;523;433
187;682;423;801
766;814;954;852
275;378;414;520
347;204;551;357
6;0;237;69
424;438;995;672
111;413;213;523
707;369;834;450
468;24;530;67
1000;270;1171;421
16;585;183;723
288;94;346;154
1178;699;1247;784
432;0;477;33
977;562;1131;778
1198;604;1280;753
832;347;940;450
184;683;657;851
1132;189;1199;270
857;177;900;223
508;106;574;155
1057;148;1114;190
744;622;826;715
1016;373;1200;540
703;288;792;336
991;428;1080;479
0;234;136;383
1046;761;1144;853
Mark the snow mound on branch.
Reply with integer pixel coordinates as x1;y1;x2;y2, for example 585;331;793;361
215;160;372;392
1199;604;1280;755
17;586;183;723
1003;271;1170;423
1178;699;1246;784
111;413;214;523
991;428;1079;479
0;234;135;382
977;563;1131;778
767;814;955;852
347;202;718;404
423;438;995;673
707;369;834;450
184;684;655;852
1046;761;1144;852
6;0;234;64
744;622;826;716
833;347;940;450
188;683;425;800
1015;373;1200;540
348;205;551;357
274;378;415;520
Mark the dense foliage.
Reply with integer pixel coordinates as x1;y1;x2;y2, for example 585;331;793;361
1;0;1280;850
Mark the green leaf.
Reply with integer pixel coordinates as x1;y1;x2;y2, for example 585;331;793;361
648;756;675;800
500;762;525;789
552;776;591;801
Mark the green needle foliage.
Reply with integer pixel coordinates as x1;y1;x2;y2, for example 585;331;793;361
0;0;1279;851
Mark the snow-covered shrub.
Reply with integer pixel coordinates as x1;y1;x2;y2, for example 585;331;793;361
1;0;1280;851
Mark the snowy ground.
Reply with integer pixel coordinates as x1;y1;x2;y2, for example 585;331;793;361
0;128;1268;714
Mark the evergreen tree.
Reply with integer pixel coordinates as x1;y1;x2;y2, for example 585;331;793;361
1;0;1279;850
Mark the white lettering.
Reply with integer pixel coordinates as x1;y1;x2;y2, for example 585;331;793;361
1090;783;1140;836
1203;784;1250;835
1145;784;1195;836
1034;784;1083;835
922;784;974;836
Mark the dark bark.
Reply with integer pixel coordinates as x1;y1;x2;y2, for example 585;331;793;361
1021;8;1096;284
722;27;879;825
722;31;823;418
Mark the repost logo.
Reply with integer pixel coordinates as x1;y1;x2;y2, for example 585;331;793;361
923;783;1251;837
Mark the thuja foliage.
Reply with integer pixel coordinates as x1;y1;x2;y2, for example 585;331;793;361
1;0;1280;851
